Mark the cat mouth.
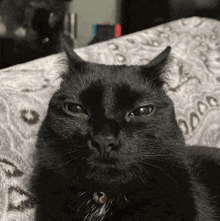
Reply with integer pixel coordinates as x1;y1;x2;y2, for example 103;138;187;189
87;166;122;180
93;156;118;166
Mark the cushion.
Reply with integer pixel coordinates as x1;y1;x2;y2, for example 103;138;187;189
0;16;220;220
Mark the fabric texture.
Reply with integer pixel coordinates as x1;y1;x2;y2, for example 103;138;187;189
0;17;220;220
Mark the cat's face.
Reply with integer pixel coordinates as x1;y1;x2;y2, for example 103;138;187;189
37;46;184;193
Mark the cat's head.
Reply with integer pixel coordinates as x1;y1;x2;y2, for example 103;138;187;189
38;45;184;192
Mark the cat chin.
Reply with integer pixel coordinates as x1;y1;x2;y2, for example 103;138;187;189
78;172;151;204
85;170;133;189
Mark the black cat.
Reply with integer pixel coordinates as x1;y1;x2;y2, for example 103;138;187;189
31;45;220;221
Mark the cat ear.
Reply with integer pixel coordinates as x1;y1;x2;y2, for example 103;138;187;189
141;46;171;87
146;46;171;68
61;36;86;72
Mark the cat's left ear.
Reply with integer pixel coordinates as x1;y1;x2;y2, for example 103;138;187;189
141;46;171;87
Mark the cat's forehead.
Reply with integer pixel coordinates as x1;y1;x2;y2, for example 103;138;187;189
83;64;142;83
77;64;153;111
79;80;142;109
82;64;147;88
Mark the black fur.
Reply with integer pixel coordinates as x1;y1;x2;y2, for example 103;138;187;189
31;46;220;220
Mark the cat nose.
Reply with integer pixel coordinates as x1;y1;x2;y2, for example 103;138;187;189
91;121;120;156
95;134;117;147
92;133;119;156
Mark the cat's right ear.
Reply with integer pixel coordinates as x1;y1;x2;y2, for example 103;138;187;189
61;36;86;71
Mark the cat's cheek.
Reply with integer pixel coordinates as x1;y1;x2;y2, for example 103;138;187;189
47;115;90;137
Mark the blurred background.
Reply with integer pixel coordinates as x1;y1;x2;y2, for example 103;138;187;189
0;0;220;69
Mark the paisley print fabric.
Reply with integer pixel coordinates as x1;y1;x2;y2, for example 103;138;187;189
0;17;220;220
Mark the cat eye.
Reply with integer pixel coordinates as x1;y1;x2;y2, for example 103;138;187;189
126;104;154;120
132;104;154;116
62;101;88;118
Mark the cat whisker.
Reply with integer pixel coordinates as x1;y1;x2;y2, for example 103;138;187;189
57;149;85;154
86;199;92;205
76;199;88;213
51;75;62;86
60;71;86;93
147;74;162;85
146;155;184;169
81;157;88;161
51;85;61;91
140;174;148;185
141;152;181;162
57;157;81;168
141;160;178;187
49;144;86;149
145;153;170;157
66;150;84;154
128;165;148;184
75;72;87;88
124;195;129;202
88;203;96;213
105;200;111;214
83;213;89;221
77;191;87;197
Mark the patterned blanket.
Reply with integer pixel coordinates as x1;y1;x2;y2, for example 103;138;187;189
0;17;220;220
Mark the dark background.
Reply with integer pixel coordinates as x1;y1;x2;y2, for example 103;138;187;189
121;0;220;35
0;0;220;69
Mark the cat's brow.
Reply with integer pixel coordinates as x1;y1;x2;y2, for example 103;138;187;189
114;84;142;111
79;80;104;108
